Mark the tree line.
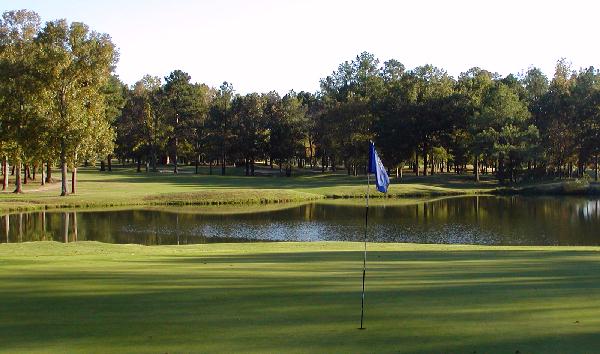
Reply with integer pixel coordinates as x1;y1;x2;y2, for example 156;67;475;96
0;10;117;195
111;53;600;184
2;10;600;197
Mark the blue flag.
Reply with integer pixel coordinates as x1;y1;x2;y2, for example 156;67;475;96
368;142;390;193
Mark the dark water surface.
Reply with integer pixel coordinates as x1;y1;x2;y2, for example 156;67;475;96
1;196;600;245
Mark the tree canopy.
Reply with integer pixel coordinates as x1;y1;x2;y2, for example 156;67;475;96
2;9;600;195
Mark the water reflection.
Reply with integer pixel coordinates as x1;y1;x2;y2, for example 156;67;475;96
1;196;600;246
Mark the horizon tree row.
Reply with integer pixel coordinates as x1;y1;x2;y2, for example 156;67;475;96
3;9;600;198
114;53;600;184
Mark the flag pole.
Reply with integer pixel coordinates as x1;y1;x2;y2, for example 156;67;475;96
359;141;389;330
360;154;370;330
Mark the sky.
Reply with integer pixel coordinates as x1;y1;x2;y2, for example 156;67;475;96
3;0;600;94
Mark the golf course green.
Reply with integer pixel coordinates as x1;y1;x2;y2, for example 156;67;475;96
4;165;598;213
0;166;499;212
2;241;600;353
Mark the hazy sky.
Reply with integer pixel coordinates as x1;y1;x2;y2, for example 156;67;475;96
3;0;599;93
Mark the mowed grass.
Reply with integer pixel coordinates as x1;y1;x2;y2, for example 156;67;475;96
2;241;600;353
0;166;497;212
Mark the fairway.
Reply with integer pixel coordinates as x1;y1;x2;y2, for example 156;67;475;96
0;167;498;213
2;242;600;353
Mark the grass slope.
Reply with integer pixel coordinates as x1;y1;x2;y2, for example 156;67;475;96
0;167;497;212
2;241;600;353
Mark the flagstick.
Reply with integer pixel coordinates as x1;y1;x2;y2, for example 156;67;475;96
360;169;370;330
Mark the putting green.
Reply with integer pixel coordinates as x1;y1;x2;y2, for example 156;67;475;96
1;241;600;353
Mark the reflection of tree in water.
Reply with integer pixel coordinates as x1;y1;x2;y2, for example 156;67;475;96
2;196;600;245
3;214;8;243
575;199;600;221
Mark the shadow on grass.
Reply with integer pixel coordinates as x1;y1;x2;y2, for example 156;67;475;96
77;168;499;192
2;249;600;352
78;169;367;189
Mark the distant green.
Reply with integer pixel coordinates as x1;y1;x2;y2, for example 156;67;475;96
2;166;598;213
0;166;497;212
2;241;600;353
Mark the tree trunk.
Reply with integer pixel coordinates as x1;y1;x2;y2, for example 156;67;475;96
23;164;28;185
498;157;505;183
173;152;178;174
71;167;77;194
251;158;255;176
136;158;141;173
423;151;428;176
308;139;314;169
40;161;45;186
510;158;515;183
108;155;112;171
2;158;7;191
60;140;68;196
100;160;106;171
475;155;480;182
595;155;599;182
13;162;22;194
414;151;419;176
46;162;53;183
245;158;249;176
209;160;213;175
221;152;226;175
195;154;199;174
174;114;179;174
152;149;158;172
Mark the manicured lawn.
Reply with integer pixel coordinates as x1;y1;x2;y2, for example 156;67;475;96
2;241;600;353
0;166;497;212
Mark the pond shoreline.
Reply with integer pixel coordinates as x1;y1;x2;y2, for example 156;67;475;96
1;170;598;213
2;186;599;214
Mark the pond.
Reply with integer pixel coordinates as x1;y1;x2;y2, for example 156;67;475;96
1;196;600;246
